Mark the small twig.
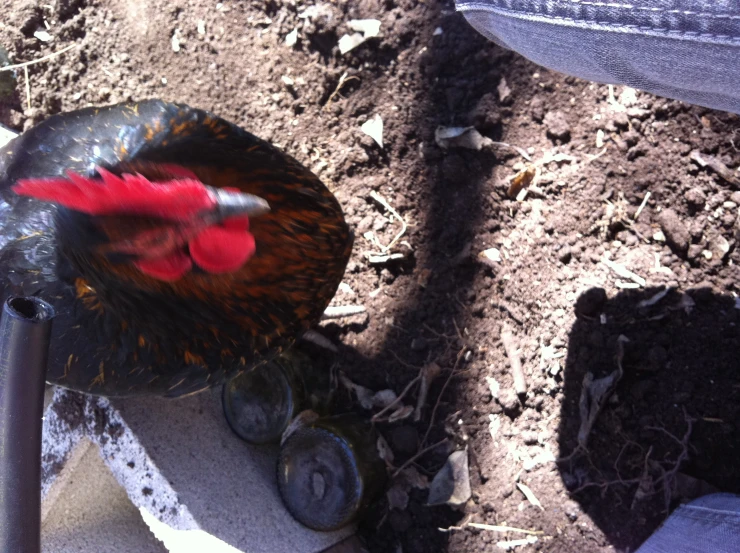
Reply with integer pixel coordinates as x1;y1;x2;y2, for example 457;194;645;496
421;348;464;446
0;44;78;72
467;522;542;536
602;256;646;287
371;374;421;422
323;71;360;110
391;438;448;478
368;191;407;252
321;305;366;320
24;66;30;111
414;362;441;422
439;519;542;535
634;191;651;221
301;329;337;352
501;324;527;396
489;141;532;162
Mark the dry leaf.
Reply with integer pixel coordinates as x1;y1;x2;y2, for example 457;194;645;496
285;28;298;47
338;19;381;54
507;165;536;198
435;126;492;150
361;114;383;148
388;405;414;423
377;434;395;465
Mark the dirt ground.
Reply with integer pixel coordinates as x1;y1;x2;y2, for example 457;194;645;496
2;0;740;552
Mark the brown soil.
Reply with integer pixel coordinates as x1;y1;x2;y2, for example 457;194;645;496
2;0;740;552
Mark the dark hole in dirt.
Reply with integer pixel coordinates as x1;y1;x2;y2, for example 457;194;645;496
558;287;740;550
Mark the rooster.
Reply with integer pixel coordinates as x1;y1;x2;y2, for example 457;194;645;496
0;100;352;397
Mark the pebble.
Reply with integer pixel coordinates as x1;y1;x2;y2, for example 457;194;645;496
688;244;703;262
657;208;690;256
543;110;571;142
530;96;545;122
497;389;520;416
410;337;428;351
575;287;606;317
558;246;572;264
684;187;707;208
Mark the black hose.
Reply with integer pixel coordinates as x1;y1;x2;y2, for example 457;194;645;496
0;296;55;553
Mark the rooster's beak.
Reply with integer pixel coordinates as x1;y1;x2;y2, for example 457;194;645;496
211;187;270;221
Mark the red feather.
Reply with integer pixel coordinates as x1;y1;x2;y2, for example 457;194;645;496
12;168;216;220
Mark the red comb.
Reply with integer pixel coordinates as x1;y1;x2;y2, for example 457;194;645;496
12;168;216;220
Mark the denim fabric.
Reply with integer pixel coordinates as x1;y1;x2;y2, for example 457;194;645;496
635;493;740;553
455;1;740;114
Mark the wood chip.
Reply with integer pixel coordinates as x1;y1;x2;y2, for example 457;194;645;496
360;114;383;148
690;150;740;186
516;482;543;510
507;165;537;198
497;536;539;550
601;256;646;287
501;324;527;396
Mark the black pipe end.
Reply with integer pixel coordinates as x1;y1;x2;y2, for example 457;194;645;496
5;296;54;323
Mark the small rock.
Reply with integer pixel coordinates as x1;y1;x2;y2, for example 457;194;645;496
688;244;704;262
543;110;571;142
730;191;740;205
657;208;690;256
563;500;581;521
530;96;545;122
575;287;607;317
497;389;520;416
468;92;502;131
608;111;630;131
685;187;707;209
410;337;428;351
497;76;512;105
689;218;707;241
558;246;572;264
707;234;731;262
468;92;501;132
521;431;538;445
427;449;471;507
386;482;409;511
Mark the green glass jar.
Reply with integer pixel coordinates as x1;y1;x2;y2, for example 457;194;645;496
277;414;388;531
222;353;308;444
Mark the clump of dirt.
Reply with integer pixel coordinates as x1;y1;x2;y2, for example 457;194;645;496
2;0;740;552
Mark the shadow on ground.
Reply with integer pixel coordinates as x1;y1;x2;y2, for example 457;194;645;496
558;286;740;550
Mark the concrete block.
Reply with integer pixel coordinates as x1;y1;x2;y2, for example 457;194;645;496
40;387;352;553
42;441;168;553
